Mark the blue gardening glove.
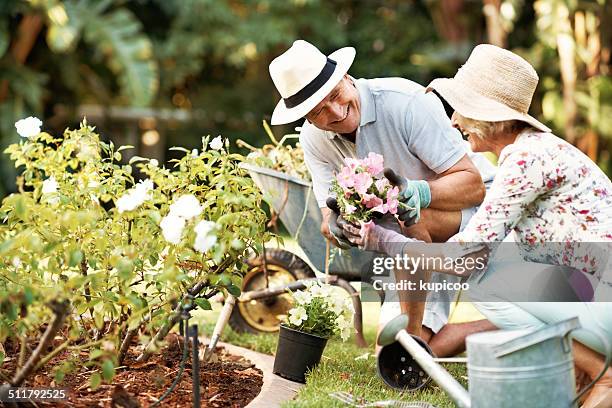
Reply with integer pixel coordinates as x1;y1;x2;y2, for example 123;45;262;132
326;197;355;250
383;168;431;225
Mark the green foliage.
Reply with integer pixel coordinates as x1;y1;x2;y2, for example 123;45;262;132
0;120;270;385
45;0;158;106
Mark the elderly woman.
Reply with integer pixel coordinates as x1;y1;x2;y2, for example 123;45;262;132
343;44;612;408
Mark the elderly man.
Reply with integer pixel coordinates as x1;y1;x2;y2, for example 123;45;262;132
268;40;496;356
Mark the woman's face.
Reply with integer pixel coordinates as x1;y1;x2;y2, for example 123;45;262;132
451;112;489;152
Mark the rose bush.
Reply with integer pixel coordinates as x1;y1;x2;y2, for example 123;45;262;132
0;118;270;388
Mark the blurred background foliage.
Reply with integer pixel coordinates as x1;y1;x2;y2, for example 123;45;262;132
0;0;610;197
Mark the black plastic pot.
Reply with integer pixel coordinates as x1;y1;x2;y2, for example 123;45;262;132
377;335;434;391
273;325;328;383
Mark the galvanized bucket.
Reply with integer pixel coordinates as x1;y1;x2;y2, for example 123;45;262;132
241;163;376;280
466;317;610;408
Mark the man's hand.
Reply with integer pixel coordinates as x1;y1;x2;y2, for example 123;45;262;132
325;197;354;249
384;168;431;225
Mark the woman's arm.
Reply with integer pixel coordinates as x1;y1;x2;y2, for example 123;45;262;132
449;146;548;244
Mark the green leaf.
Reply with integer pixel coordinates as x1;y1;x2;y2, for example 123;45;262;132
90;372;101;390
54;368;66;383
226;284;241;297
117;258;133;280
89;348;104;360
0;350;5;366
69;249;84;267
101;359;115;381
194;298;211;310
83;8;158;106
0;19;9;57
14;195;26;219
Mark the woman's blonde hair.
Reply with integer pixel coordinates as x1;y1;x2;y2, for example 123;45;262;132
456;113;533;140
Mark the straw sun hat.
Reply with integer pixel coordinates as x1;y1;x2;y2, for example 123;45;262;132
269;40;356;125
427;44;551;133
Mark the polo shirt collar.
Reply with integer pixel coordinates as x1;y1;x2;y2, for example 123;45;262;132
327;78;376;140
356;78;376;126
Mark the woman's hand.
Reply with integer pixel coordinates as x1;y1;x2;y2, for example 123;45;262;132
341;215;403;252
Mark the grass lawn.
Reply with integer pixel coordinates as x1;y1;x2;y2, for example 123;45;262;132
194;293;483;407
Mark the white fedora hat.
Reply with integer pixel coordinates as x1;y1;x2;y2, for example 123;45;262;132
269;40;356;125
427;44;551;133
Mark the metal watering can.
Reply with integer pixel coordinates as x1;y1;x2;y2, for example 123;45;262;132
377;315;611;408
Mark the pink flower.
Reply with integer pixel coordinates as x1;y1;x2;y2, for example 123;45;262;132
345;204;357;214
344;157;361;171
362;152;384;176
372;202;389;214
337;166;355;190
375;178;389;193
353;172;373;196
384;186;399;214
362;193;383;209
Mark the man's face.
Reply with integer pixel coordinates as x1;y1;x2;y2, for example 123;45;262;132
305;75;360;134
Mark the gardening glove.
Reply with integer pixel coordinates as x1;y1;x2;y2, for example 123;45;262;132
325;197;354;250
341;215;409;254
384;168;431;225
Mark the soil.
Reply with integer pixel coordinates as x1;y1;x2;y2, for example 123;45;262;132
1;333;263;407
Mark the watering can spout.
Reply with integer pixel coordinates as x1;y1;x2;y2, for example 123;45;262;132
377;315;471;408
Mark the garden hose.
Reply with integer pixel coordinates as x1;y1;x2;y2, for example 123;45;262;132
151;299;192;407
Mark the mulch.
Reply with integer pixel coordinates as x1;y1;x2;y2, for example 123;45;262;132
1;333;263;407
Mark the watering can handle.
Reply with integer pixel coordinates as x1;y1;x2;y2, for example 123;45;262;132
493;317;581;358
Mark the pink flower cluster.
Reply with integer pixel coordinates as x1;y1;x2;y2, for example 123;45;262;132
332;153;399;222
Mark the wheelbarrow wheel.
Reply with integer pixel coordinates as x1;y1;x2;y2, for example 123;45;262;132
229;248;316;334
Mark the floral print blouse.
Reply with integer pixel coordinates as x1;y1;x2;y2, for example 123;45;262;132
450;131;612;283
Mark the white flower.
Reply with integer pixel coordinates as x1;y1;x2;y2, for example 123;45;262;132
288;306;307;326
150;159;159;167
293;290;312;305
209;136;224;150
160;214;186;244
116;179;153;213
191;149;199;157
330;297;345;315
335;315;351;330
310;282;332;298
193;220;218;253
340;326;352;341
42;176;58;194
15;116;42;138
169;194;202;219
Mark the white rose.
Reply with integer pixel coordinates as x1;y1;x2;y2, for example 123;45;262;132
193;220;218;253
160;214;186;244
116;179;152;213
41;176;58;194
169;194;202;219
15;116;42;138
209;136;224;151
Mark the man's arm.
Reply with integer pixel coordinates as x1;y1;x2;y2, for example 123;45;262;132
428;154;485;211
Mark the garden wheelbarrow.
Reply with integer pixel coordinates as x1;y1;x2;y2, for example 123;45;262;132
205;163;377;356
